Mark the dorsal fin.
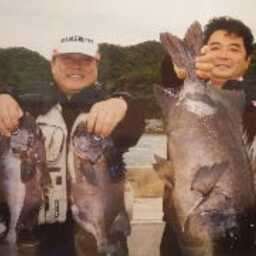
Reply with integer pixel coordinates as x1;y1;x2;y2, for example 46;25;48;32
191;162;228;195
154;84;178;119
153;154;174;189
184;21;204;60
160;21;203;81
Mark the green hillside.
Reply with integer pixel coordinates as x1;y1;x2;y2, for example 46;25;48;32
0;42;255;118
0;47;51;93
98;41;166;118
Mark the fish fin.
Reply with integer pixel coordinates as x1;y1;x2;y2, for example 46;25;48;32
191;162;228;195
110;210;131;236
154;84;177;119
160;21;203;80
153;154;174;189
160;32;187;69
183;21;204;59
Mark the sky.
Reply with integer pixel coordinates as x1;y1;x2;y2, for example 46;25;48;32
0;0;255;59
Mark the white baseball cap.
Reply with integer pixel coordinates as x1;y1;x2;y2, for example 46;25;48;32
53;35;99;58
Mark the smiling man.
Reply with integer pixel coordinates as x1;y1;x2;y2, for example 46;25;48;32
0;36;144;138
0;35;145;255
160;16;255;256
204;30;251;85
195;17;256;144
51;53;100;94
196;17;253;87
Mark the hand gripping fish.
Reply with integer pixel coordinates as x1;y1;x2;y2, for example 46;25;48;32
154;22;256;256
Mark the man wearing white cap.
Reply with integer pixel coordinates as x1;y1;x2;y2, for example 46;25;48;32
0;35;141;138
0;35;145;255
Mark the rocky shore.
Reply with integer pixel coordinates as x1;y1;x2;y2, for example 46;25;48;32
144;119;164;134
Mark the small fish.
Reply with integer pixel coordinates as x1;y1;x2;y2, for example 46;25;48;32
68;116;130;255
0;112;47;244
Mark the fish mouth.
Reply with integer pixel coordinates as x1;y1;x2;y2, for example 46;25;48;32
71;205;125;255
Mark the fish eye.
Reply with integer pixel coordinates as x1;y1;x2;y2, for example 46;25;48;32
92;135;102;142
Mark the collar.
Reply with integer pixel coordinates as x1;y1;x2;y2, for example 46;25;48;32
207;76;244;87
55;82;107;107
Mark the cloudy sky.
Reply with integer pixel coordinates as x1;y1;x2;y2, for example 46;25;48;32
0;0;255;59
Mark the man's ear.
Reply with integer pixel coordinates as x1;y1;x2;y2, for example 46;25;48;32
245;55;252;71
50;58;57;75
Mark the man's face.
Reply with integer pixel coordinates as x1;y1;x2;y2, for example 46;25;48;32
51;53;98;95
207;30;251;82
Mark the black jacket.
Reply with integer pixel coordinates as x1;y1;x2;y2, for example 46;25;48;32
0;81;145;152
223;79;256;144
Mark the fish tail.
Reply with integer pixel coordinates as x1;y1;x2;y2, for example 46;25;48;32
160;21;203;80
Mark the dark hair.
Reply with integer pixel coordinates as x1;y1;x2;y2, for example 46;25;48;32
203;16;254;57
161;54;183;88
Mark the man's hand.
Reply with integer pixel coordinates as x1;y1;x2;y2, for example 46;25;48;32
171;46;215;81
0;94;23;137
86;97;128;137
195;46;215;80
174;65;187;80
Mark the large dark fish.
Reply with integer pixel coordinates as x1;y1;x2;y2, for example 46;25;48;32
154;22;256;255
68;116;130;255
0;112;47;245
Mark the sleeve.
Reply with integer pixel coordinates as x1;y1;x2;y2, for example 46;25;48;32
0;81;58;117
0;82;18;99
84;84;145;151
111;92;145;152
223;78;256;104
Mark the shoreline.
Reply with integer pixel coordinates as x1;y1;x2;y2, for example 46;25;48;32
126;166;164;198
